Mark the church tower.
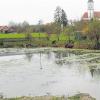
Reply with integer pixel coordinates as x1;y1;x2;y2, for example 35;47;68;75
88;0;94;20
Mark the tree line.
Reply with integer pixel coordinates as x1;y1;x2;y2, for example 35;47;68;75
8;6;68;34
8;6;100;49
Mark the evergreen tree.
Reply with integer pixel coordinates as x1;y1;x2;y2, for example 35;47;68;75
61;9;68;27
54;6;68;27
54;6;62;25
54;6;68;40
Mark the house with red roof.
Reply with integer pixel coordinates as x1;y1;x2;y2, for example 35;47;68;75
0;26;15;33
82;11;100;21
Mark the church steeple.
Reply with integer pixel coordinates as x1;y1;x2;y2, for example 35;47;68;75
88;0;93;3
88;0;94;20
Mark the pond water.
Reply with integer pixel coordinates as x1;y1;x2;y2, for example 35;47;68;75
0;48;100;100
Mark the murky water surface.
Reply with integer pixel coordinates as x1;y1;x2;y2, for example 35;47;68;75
0;48;100;100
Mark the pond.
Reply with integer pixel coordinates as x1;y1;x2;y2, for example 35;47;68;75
0;48;100;100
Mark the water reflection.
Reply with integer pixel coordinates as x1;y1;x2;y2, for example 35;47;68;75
25;53;33;62
46;52;51;60
25;51;43;70
90;68;100;79
40;52;42;70
24;51;100;79
54;51;62;59
54;51;100;79
90;69;95;77
54;51;75;60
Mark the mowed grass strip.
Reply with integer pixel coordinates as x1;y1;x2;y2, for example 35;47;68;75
0;33;47;39
32;33;47;38
0;33;25;38
0;33;72;41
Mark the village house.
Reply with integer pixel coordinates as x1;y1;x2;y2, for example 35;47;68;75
0;26;15;33
82;11;100;21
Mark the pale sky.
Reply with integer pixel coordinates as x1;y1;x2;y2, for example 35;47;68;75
0;0;100;25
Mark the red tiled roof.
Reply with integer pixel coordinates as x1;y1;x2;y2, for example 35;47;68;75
0;26;10;31
0;26;15;33
82;11;100;19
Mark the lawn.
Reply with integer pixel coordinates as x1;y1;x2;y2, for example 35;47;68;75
0;33;72;41
0;33;47;39
0;33;25;38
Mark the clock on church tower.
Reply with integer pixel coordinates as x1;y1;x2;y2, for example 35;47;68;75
88;0;94;10
88;0;94;19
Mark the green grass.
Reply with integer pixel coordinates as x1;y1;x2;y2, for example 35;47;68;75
0;33;25;38
0;33;73;41
0;33;48;39
32;33;47;38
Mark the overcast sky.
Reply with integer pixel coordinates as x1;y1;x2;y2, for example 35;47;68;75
0;0;100;25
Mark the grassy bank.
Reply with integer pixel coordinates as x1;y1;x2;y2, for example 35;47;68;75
0;33;99;49
0;33;72;48
0;93;96;100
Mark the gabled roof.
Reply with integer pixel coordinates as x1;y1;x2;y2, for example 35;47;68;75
0;26;8;30
82;11;100;20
